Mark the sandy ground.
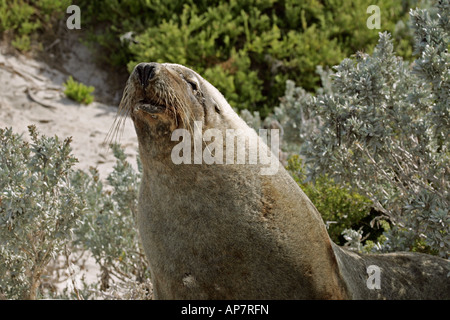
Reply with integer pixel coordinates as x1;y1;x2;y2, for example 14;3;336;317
0;46;139;178
0;43;139;297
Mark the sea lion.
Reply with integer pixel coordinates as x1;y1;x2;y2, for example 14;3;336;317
114;62;449;299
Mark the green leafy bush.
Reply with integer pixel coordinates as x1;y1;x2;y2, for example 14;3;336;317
77;0;419;116
63;76;95;105
286;155;374;245
0;126;84;299
1;0;424;114
0;0;71;52
11;34;32;52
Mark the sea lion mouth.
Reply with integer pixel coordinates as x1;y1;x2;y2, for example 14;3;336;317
137;98;166;114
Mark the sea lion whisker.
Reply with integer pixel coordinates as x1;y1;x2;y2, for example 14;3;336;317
105;108;123;145
176;96;193;134
171;92;184;129
108;113;125;145
117;110;128;141
105;92;132;147
166;93;179;128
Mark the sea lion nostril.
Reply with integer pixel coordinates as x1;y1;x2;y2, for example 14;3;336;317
135;63;156;87
144;64;155;82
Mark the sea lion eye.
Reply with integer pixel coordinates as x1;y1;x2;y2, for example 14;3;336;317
180;72;198;91
187;80;198;91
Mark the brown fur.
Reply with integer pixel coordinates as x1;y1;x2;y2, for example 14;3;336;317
114;62;449;299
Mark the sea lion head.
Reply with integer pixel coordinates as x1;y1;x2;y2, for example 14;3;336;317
111;63;230;143
110;62;278;172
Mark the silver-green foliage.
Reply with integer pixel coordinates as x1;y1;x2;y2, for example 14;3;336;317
261;1;449;257
0;126;84;299
71;144;150;297
0;126;150;299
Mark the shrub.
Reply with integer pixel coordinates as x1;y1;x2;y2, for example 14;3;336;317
286;155;374;245
11;34;32;52
0;125;152;299
0;0;71;52
63;76;95;105
271;1;448;257
242;77;380;248
0;126;84;299
70;145;151;298
77;0;419;116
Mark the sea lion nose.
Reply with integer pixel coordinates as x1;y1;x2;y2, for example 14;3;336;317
135;63;157;87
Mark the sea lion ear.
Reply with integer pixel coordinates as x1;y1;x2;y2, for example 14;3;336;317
211;99;221;114
186;78;199;91
182;71;200;91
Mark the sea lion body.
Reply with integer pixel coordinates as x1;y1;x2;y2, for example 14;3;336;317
333;244;449;299
116;62;449;299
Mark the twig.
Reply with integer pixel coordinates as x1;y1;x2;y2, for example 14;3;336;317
26;88;58;110
0;61;45;86
45;39;60;51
